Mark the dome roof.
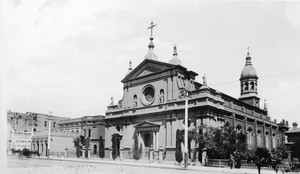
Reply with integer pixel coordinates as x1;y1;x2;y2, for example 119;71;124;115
240;53;258;79
144;41;158;61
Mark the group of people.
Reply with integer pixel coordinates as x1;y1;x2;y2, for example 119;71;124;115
229;150;242;169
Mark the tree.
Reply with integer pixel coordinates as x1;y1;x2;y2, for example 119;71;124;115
247;147;281;174
99;135;105;158
111;135;118;159
197;125;247;159
73;135;85;158
132;133;140;160
175;129;183;164
85;137;90;158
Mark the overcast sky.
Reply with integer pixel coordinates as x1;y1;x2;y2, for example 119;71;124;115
1;0;300;126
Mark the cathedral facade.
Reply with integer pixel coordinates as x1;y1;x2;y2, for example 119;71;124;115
104;24;288;161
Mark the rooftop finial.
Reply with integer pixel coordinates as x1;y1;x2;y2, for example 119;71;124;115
264;99;268;111
247;47;250;55
147;21;157;41
173;44;178;56
110;96;114;106
203;74;207;86
129;60;132;71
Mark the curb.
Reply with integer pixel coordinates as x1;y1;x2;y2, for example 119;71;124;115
37;157;266;174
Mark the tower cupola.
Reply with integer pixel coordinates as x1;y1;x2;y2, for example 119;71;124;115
239;48;260;107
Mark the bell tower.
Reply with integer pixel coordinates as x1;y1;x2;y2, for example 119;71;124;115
239;48;260;107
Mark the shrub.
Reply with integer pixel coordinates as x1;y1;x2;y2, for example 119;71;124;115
85;137;90;158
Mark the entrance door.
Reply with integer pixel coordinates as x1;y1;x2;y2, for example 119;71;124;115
143;133;152;158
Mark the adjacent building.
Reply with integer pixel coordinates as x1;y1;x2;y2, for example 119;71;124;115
7;111;105;158
59;115;106;157
7;110;69;152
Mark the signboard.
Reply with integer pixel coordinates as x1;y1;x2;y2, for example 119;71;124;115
12;131;32;150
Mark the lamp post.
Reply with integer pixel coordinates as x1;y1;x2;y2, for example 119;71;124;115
47;111;52;159
184;91;189;168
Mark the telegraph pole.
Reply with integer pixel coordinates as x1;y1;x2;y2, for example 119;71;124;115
47;111;52;159
184;92;189;168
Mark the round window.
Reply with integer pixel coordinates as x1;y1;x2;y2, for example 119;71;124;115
141;85;155;105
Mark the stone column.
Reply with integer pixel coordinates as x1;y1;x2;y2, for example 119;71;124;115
149;145;154;163
120;146;124;161
152;132;155;148
154;149;159;160
287;151;292;163
88;148;91;158
64;147;68;158
159;145;164;163
156;132;159;149
263;122;266;148
81;149;85;158
254;120;257;148
109;147;113;160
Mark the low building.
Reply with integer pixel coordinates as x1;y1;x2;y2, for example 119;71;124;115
31;129;79;157
59;115;106;157
285;122;300;161
7;110;70;152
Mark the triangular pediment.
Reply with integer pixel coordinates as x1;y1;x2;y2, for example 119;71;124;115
134;121;160;128
122;59;175;83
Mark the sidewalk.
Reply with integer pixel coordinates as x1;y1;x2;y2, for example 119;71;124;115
37;156;280;174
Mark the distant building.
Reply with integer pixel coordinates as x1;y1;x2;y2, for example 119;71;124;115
285;122;300;161
7;110;69;153
59;115;106;157
104;23;289;161
7;111;105;158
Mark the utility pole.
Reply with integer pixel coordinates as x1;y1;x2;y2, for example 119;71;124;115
47;111;52;159
184;92;189;168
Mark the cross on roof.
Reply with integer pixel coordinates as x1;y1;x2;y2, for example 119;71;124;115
147;21;157;40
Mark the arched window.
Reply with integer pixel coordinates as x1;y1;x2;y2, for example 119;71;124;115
272;133;276;148
159;89;164;103
247;127;253;147
133;95;137;108
244;82;249;91
257;129;262;147
83;129;86;137
265;131;269;149
250;81;255;90
236;124;242;133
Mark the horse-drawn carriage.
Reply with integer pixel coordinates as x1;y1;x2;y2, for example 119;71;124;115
11;148;40;158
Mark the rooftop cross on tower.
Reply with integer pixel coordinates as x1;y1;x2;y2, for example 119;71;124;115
144;21;158;60
247;47;250;55
147;21;157;41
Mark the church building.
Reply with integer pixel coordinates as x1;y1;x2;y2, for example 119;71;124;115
104;22;289;161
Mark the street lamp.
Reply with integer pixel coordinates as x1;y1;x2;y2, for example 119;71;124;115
47;111;52;159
